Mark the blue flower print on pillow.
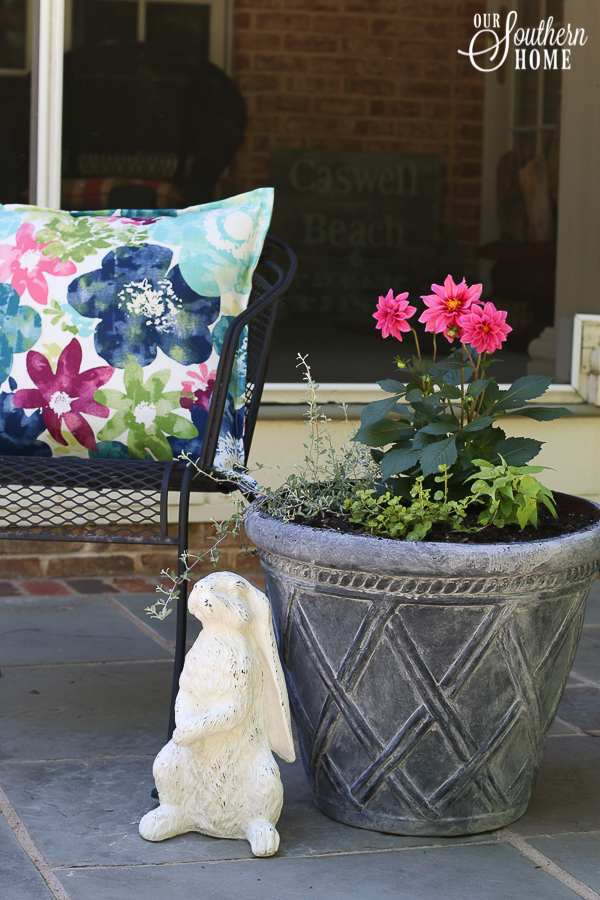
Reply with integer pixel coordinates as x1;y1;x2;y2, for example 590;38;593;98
67;244;220;368
0;283;42;383
0;381;51;457
0;206;21;240
148;188;273;301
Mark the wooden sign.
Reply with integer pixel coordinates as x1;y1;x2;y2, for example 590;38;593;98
270;149;441;329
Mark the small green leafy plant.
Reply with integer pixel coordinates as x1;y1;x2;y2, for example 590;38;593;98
344;465;472;541
466;458;558;529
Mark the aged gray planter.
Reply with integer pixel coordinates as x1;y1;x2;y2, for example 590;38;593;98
245;494;600;836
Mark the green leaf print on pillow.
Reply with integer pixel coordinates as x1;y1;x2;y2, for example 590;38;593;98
35;214;149;264
95;362;198;460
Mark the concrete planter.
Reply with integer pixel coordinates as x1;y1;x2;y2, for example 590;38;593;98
245;493;600;836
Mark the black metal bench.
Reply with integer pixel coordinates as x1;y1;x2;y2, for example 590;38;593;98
0;235;296;738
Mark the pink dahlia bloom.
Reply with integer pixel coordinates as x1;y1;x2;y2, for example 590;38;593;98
458;302;512;354
373;289;417;341
13;339;114;450
0;223;76;306
418;275;483;341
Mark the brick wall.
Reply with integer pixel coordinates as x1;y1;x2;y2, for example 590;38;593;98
227;0;486;275
0;525;262;581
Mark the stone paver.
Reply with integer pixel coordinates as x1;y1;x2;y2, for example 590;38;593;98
0;594;171;666
529;834;600;893
0;814;55;900
55;843;584;900
1;577;599;900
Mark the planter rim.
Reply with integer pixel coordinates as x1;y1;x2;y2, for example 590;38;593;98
245;492;600;579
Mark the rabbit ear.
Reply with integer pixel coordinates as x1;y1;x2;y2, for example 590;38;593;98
241;579;295;764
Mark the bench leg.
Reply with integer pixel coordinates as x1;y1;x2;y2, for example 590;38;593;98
167;553;188;740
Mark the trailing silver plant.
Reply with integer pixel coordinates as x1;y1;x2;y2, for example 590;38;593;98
145;356;378;620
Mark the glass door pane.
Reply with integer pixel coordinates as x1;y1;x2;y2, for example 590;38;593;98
61;0;215;211
0;0;32;203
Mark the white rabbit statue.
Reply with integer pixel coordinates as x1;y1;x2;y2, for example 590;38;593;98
139;572;296;857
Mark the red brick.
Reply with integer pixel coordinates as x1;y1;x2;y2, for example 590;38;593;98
255;12;310;29
422;100;454;119
396;119;449;140
270;135;309;148
373;17;448;39
353;118;395;136
22;580;70;596
228;551;263;573
455;102;484;120
345;0;398;11
457;122;483;141
255;53;308;72
47;555;135;577
0;539;84;555
235;31;282;50
422;61;453;80
285;74;342;93
233;53;251;72
256;93;311;112
248;114;281;131
0;557;43;578
283;114;351;135
403;80;451;99
340;36;396;56
237;0;283;6
457;0;486;15
397;0;454;15
284;34;339;53
314;96;367;115
453;82;484;101
310;55;364;76
364;58;404;79
362;138;413;153
236;73;281;91
370;99;421;117
284;0;339;8
455;141;483;160
343;76;397;96
234;11;252;29
396;40;453;60
244;573;267;591
307;137;365;150
313;15;369;33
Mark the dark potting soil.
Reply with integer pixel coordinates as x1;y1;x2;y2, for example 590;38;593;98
295;496;596;544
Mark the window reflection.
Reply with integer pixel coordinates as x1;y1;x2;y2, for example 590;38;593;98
61;0;227;211
0;0;31;204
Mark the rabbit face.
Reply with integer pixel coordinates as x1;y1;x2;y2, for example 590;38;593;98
188;573;254;630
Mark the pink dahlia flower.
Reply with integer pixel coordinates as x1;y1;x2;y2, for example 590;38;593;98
373;289;417;341
458;302;512;354
13;339;114;450
0;223;76;306
418;275;483;341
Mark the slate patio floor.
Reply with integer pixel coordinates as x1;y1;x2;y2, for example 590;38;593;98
1;575;599;900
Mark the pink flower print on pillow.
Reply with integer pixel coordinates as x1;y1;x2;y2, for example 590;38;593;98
180;364;217;412
0;223;76;306
13;338;114;451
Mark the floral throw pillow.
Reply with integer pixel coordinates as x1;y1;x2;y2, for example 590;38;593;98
0;189;273;465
